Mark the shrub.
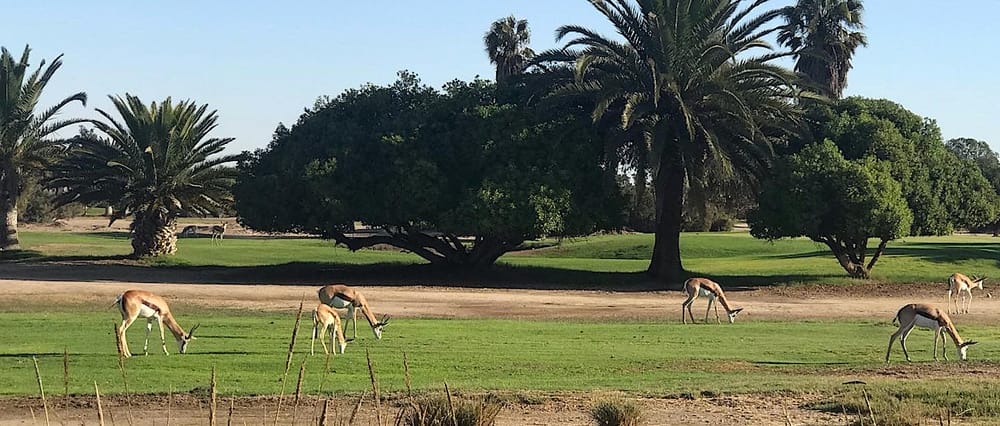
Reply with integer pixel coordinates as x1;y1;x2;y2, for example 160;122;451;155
398;394;503;426
591;398;643;426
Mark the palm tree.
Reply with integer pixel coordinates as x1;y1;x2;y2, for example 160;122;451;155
536;0;804;284
0;45;88;250
50;95;239;257
484;15;535;84
778;0;867;98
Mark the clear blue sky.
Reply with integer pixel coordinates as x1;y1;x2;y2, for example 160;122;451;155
4;0;998;154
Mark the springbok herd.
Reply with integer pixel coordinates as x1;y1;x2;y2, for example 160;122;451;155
113;273;988;364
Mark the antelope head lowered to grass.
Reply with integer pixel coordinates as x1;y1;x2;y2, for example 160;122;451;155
681;278;744;324
317;284;390;339
886;303;977;363
114;290;200;358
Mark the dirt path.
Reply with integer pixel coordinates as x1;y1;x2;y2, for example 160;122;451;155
1;278;997;323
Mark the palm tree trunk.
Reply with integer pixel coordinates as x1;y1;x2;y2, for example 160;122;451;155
0;169;21;251
648;156;685;288
131;211;177;257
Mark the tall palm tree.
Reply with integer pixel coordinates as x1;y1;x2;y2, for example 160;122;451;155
484;15;535;84
50;95;239;257
778;0;867;98
536;0;804;284
0;45;87;250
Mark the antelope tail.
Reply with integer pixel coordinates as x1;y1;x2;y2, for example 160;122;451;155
111;294;123;310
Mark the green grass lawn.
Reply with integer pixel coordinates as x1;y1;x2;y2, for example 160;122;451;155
3;308;999;398
13;230;1000;286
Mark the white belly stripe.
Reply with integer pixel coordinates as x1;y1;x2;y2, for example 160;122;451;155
698;288;716;298
328;297;352;309
137;304;159;319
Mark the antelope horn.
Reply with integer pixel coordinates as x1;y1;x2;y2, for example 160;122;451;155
380;314;391;325
187;323;201;339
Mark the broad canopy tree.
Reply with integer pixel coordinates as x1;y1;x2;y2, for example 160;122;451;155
750;140;912;278
813;98;997;235
235;72;620;267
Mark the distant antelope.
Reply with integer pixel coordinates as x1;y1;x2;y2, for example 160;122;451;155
681;278;744;324
113;290;200;358
947;273;986;314
210;223;227;244
886;303;977;363
317;284;390;339
311;303;348;355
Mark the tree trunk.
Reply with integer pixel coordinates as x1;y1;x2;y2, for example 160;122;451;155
821;240;870;279
0;169;21;251
648;156;685;287
131;211;177;257
0;201;19;251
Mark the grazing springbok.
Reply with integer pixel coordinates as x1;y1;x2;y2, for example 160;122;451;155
947;273;986;314
317;284;390;339
681;278;744;324
311;303;348;355
114;290;199;358
885;303;977;363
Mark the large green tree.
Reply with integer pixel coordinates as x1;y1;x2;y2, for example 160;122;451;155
484;16;534;85
536;0;804;284
750;140;912;278
50;95;239;257
815;98;997;235
0;46;88;250
236;73;621;267
778;0;867;98
946;137;1000;234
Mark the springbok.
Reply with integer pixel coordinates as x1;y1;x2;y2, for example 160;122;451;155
317;284;390;339
681;278;744;324
113;290;199;358
886;303;977;363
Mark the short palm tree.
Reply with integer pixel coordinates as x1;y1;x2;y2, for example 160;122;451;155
0;45;87;250
537;0;804;284
484;15;535;85
50;95;239;257
778;0;867;98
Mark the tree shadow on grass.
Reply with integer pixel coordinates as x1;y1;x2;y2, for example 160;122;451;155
771;242;1000;267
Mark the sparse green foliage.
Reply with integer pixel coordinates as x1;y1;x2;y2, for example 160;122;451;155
779;0;867;98
49;95;240;257
0;45;88;249
483;16;534;85
750;140;912;278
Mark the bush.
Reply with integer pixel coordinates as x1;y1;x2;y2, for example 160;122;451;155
591;398;643;426
398;394;503;426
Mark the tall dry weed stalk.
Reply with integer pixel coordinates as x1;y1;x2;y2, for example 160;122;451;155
275;299;305;425
63;347;69;396
292;360;307;425
94;381;106;426
32;356;51;426
367;349;383;426
210;366;218;426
